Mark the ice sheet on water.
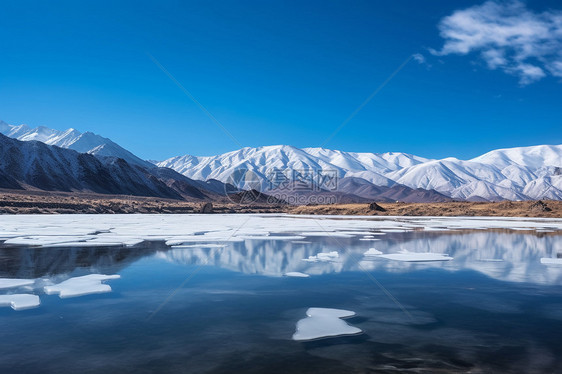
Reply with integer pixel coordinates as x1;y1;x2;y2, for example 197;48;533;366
165;236;244;246
364;248;383;256
300;232;355;238
1;215;561;250
333;231;379;236
42;241;125;248
292;307;362;341
44;274;120;298
0;294;40;310
0;278;35;290
302;251;339;262
172;244;227;249
284;272;310;278
238;235;306;241
377;250;453;262
540;258;562;265
3;236;92;246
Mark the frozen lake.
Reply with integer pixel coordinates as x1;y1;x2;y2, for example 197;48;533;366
1;214;562;373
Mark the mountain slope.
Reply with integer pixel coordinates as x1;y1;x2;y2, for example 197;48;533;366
336;177;452;203
0;121;153;168
157;145;418;189
158;144;562;201
0;133;186;199
4;120;562;202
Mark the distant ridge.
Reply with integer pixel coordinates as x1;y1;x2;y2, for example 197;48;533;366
3;120;561;202
0;132;230;201
158;144;562;201
0;120;152;168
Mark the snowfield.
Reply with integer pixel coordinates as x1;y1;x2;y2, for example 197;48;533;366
3;121;562;201
157;144;562;201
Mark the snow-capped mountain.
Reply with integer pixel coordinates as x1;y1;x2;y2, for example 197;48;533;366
0;132;182;198
158;144;562;201
0;121;152;168
0;127;232;201
3;119;561;202
157;145;427;189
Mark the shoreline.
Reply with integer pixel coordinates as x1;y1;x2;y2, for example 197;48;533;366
1;190;561;217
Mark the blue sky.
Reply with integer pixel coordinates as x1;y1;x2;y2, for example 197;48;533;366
1;0;561;160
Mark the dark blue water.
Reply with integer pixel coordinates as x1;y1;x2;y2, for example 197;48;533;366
1;231;562;373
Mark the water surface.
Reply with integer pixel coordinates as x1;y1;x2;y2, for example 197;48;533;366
1;215;561;373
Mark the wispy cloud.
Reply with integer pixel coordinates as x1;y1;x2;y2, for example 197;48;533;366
412;53;426;64
432;1;562;85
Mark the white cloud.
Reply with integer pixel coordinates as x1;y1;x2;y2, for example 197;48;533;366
432;1;562;84
413;53;426;64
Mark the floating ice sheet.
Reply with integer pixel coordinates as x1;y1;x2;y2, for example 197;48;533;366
238;235;306;241
172;244;227;249
284;272;310;278
540;258;562;266
364;248;383;256
292;307;362;341
0;294;40;310
0;278;35;290
377;250;453;262
302;251;339;262
44;274;120;298
300;232;355;238
1;215;561;252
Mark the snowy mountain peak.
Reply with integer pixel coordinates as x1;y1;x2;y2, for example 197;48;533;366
158;143;562;201
3;119;562;202
0;120;153;168
471;144;562;169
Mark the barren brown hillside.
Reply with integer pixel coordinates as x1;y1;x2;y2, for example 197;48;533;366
1;188;561;217
287;200;562;218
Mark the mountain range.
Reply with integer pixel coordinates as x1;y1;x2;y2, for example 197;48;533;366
0;121;234;201
0;121;151;168
1;120;561;202
158;144;562;201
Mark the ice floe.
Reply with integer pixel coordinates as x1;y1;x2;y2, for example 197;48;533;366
0;278;35;290
237;235;306;241
364;248;383;256
284;272;310;278
0;214;561;250
300;232;355;238
292;307;362;341
44;274;120;298
0;294;40;310
540;258;562;266
377;250;453;262
171;244;228;249
302;251;339;262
